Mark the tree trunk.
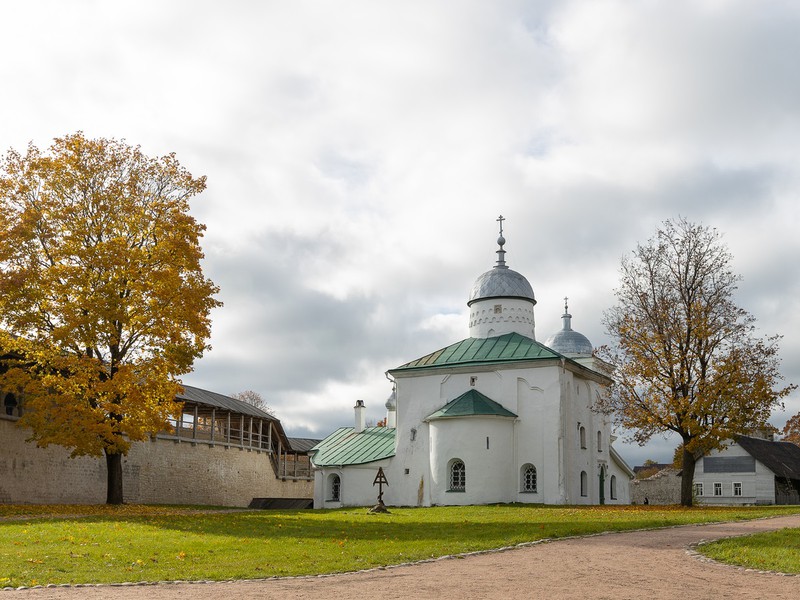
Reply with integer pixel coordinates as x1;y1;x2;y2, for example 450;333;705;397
680;446;697;506
105;449;124;505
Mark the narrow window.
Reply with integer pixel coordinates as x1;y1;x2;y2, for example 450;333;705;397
693;483;704;497
713;482;722;496
470;376;477;386
486;436;490;449
449;459;466;491
521;464;537;493
580;471;588;497
579;426;587;449
329;474;341;501
733;482;742;497
597;430;602;452
610;475;617;500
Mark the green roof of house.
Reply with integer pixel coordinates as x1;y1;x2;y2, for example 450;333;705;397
426;389;517;420
392;332;561;372
309;426;396;467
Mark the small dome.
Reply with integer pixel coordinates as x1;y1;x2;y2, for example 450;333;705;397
545;300;593;355
385;388;397;411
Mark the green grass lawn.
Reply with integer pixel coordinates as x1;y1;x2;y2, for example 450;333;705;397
698;527;800;573
0;504;798;587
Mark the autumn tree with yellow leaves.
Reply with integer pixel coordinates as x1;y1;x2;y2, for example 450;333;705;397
784;413;800;446
599;218;794;506
0;133;221;504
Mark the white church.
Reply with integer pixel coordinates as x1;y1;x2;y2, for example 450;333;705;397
310;219;633;507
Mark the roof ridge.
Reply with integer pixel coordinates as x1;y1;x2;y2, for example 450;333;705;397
392;332;560;371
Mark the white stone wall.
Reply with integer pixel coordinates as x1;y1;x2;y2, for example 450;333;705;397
606;455;632;504
468;297;536;339
0;416;312;506
630;469;681;505
428;416;515;505
313;460;392;509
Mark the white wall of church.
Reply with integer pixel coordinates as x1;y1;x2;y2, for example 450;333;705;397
428;417;514;505
468;297;536;339
382;361;626;507
514;374;562;504
607;456;632;504
313;459;393;509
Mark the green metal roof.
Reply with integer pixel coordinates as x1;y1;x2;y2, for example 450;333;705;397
426;389;517;420
392;332;560;372
309;426;396;467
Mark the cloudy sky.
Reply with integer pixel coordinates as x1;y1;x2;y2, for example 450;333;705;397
2;0;800;466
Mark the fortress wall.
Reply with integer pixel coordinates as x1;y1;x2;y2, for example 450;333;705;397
0;416;312;506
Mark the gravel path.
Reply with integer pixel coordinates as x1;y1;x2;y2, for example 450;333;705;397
10;514;800;600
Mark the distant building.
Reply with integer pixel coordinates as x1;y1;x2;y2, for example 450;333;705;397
694;435;800;505
310;220;634;507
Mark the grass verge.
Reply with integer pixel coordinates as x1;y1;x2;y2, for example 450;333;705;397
0;504;798;587
698;527;800;573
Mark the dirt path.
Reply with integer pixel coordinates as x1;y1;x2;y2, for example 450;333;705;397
10;514;800;600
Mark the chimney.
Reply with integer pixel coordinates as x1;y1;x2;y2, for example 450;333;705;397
354;399;366;433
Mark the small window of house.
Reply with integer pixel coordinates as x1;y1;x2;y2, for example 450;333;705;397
580;471;588;497
494;304;502;314
449;459;466;492
610;475;617;500
521;464;537;493
733;482;742;497
597;430;602;452
713;482;722;496
579;426;586;449
693;483;704;497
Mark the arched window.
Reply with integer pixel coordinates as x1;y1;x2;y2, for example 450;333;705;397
449;459;466;492
579;426;586;449
597;430;602;452
328;473;341;501
580;471;588;497
610;475;617;500
521;464;537;493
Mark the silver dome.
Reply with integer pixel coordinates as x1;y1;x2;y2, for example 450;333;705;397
545;302;593;355
468;267;536;306
467;221;536;306
545;328;593;355
385;388;397;410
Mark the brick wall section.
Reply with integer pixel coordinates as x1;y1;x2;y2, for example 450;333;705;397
0;416;312;506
